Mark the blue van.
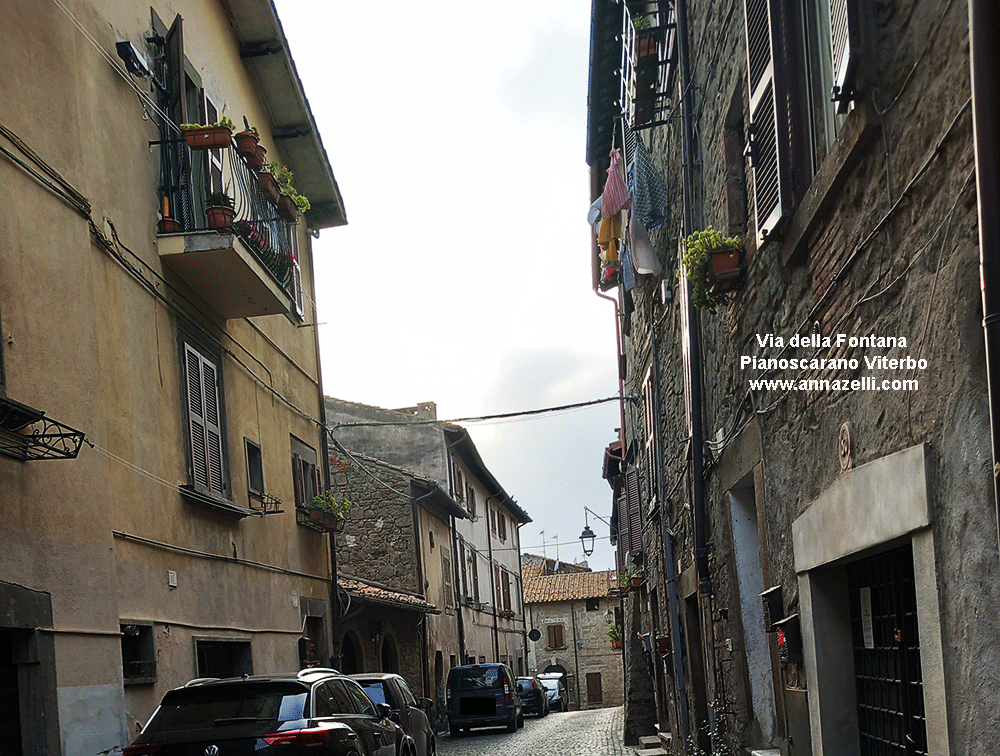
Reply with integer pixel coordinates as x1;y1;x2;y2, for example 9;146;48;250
446;663;523;736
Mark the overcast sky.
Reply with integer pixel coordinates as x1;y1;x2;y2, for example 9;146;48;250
273;0;621;572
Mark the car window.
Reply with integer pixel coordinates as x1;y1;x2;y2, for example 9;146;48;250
450;667;503;691
154;683;306;731
395;678;417;707
540;679;559;691
359;681;388;707
313;683;335;717
326;679;361;714
344;678;378;716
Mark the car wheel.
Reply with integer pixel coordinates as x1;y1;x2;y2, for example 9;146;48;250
518;712;524;728
506;715;517;733
449;725;460;738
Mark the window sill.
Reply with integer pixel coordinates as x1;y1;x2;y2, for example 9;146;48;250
179;484;263;521
778;99;881;267
124;675;157;686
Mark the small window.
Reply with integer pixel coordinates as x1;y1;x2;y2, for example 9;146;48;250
586;598;600;612
195;639;251;678
467;484;476;516
245;439;264;497
121;623;156;683
291;435;321;508
453;464;464;503
547;624;565;649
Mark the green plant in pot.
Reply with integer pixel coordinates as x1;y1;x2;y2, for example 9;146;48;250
307;490;350;519
607;624;623;646
181;117;234;150
205;192;235;230
680;226;745;310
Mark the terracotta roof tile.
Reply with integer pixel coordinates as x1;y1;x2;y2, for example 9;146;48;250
338;576;438;613
522;570;618;603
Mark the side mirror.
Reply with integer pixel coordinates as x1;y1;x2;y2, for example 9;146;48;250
418;698;434;712
375;702;392;719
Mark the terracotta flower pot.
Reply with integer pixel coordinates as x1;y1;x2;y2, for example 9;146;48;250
234;130;259;155
183;125;232;151
257;173;280;205
158;217;181;233
206;205;235;230
277;195;299;223
707;246;744;294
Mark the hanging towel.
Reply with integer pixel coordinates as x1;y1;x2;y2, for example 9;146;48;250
621;242;637;292
629;216;662;275
630;138;670;228
588;196;603;237
598;213;622;262
602;149;631;218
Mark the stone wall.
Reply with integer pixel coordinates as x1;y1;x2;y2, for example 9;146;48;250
331;451;419;595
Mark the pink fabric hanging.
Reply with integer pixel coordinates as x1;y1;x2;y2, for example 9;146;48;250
601;149;631;218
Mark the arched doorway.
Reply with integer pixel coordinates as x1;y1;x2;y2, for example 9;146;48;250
380;635;398;673
341;632;360;674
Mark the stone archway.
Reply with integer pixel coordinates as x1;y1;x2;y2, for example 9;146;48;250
340;631;362;674
380;634;398;673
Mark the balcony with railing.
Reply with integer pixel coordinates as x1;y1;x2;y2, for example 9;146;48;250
621;2;678;130
155;132;301;320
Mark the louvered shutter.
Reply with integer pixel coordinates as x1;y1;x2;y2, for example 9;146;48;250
201;359;225;495
830;0;860;112
185;344;224;495
743;0;790;245
185;344;208;489
625;467;643;557
292;453;305;507
471;551;480;602
616;487;629;568
164;16;193;229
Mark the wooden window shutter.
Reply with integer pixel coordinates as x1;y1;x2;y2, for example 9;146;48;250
442;549;453;609
164;16;193;229
185;344;208;490
743;0;791;246
292;453;305;507
201;359;224;495
830;0;860;112
625;467;643;557
548;624;564;648
471;551;480;602
616;488;629;569
460;542;468;598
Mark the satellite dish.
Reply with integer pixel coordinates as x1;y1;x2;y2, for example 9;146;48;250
528;628;541;642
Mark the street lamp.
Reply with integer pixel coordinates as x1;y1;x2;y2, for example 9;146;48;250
579;507;611;557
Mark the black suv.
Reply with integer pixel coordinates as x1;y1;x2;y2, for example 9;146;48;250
124;669;410;756
446;663;523;736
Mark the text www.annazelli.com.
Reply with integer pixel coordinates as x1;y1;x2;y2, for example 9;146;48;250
748;377;919;392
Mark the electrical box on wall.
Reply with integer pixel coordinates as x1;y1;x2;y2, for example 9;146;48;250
775;613;802;664
168;570;178;588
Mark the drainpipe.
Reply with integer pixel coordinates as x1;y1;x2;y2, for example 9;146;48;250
676;0;719;726
969;0;1000;555
570;600;582;710
595;290;628;452
652;335;692;745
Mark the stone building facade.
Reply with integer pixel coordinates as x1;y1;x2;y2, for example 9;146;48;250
587;0;999;754
325;398;531;723
522;555;624;711
327;443;467;727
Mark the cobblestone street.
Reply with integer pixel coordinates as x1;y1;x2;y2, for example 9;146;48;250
438;706;632;756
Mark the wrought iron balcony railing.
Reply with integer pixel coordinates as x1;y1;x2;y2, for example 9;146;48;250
157;136;298;301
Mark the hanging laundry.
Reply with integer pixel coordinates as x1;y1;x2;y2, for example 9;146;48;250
588;195;603;237
629;216;662;275
598;212;622;263
621;242;637;292
630;137;670;228
602;149;631;218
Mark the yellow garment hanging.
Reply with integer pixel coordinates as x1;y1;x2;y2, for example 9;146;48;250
598;213;621;262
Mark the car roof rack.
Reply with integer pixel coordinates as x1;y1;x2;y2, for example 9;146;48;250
297;667;340;678
183;677;221;687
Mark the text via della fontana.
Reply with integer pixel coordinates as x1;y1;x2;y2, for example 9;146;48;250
740;332;928;393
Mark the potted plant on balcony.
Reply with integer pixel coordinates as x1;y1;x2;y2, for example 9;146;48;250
235;125;263;169
680;226;746;310
275;165;310;223
205;192;235;230
181;116;235;151
298;490;350;533
257;161;281;205
608;624;623;649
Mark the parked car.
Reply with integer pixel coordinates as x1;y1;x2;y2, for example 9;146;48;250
351;673;436;756
123;668;412;756
536;673;569;712
515;676;549;717
446;663;523;736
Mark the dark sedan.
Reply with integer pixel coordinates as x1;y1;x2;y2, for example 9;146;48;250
123;669;408;756
515;676;549;717
351;673;436;756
